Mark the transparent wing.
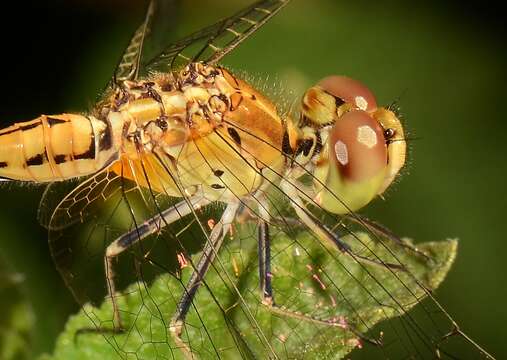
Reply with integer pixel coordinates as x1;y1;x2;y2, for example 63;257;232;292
100;0;288;90
38;161;190;305
100;0;159;92
38;169;123;231
110;0;157;85
103;0;180;90
40;130;490;359
39;168;135;303
143;0;290;74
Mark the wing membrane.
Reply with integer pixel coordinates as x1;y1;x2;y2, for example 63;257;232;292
104;0;158;90
143;0;290;74
38;169;124;231
38;161;185;304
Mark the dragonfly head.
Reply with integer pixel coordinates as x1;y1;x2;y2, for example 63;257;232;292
301;76;406;214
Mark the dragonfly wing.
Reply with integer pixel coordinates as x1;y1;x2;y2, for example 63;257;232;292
38;168;124;231
143;0;290;74
107;0;158;89
38;158;196;305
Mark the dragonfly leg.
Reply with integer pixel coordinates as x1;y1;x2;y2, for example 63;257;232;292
344;214;430;260
280;180;405;271
256;219;383;347
169;202;240;358
257;219;273;303
104;196;209;330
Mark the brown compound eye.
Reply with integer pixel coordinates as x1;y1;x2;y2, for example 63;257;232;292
313;109;389;214
317;75;378;112
308;76;407;214
302;75;378;126
329;109;387;183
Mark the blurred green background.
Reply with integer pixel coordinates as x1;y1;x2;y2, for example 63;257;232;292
0;0;505;358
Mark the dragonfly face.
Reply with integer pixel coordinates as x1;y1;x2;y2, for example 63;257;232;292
0;1;495;359
300;75;406;213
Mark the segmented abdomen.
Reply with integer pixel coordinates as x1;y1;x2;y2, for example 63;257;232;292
0;113;119;182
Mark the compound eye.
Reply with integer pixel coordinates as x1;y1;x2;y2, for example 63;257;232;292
318;76;378;112
302;75;378;126
329;109;387;182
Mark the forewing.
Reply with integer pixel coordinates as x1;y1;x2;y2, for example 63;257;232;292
143;0;290;74
104;0;180;89
105;0;157;90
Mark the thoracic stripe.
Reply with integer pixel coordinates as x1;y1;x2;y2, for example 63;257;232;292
0;161;7;168
227;127;241;145
282;132;293;155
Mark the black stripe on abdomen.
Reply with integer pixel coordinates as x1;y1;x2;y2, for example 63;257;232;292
47;117;67;126
74;141;96;160
98;117;113;151
19;123;41;132
0;122;40;137
74;117;96;160
26;153;44;166
54;154;69;164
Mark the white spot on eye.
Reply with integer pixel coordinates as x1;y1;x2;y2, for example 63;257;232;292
354;96;368;111
357;126;377;148
334;141;349;165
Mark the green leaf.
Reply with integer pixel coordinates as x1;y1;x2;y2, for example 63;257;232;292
42;230;457;360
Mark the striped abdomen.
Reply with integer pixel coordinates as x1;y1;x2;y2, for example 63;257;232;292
0;113;121;182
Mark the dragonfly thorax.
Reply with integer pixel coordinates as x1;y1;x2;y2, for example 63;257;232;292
109;62;284;154
105;62;289;202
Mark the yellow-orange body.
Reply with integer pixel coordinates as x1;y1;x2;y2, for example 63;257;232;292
111;63;290;202
0;63;291;203
0;114;122;182
0;63;405;214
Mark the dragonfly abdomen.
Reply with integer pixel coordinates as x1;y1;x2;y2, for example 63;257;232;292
0;113;121;182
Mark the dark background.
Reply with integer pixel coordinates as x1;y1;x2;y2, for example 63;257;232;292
0;0;505;358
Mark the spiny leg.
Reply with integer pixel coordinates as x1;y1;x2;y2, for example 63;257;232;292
258;219;272;304
104;196;209;330
280;180;404;271
169;202;240;357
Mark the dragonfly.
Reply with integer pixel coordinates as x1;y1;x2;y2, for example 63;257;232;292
0;0;496;359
